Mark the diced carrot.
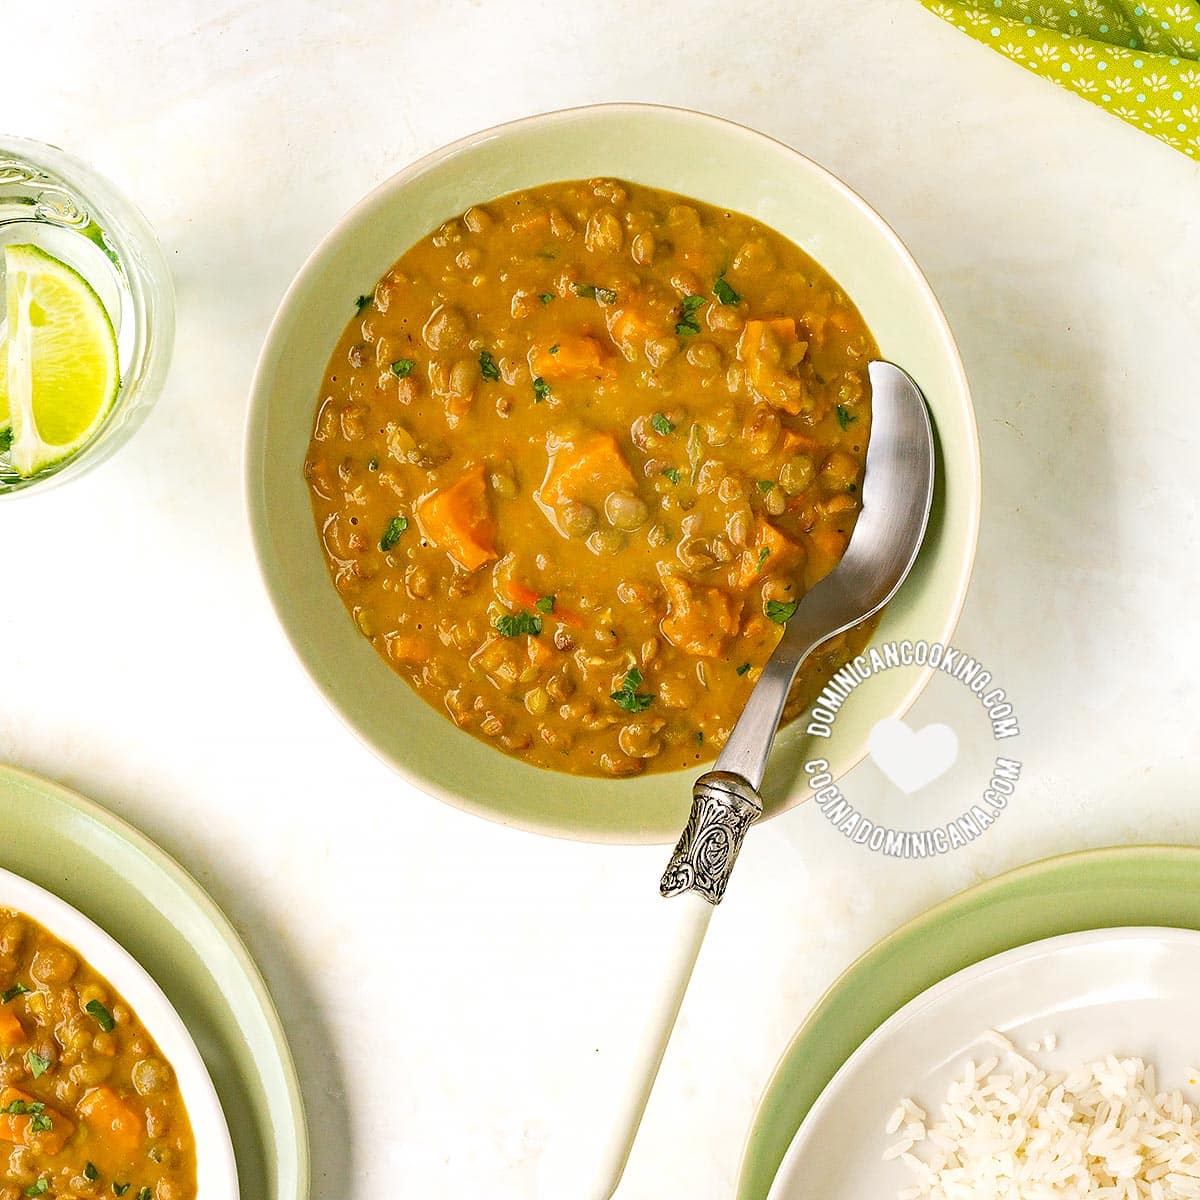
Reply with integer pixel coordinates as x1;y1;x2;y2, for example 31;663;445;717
537;433;637;513
660;576;743;658
779;427;825;457
501;581;584;630
0;1007;25;1049
529;335;614;382
0;1086;74;1155
733;519;805;589
385;634;432;664
737;319;809;414
77;1086;141;1155
417;464;498;572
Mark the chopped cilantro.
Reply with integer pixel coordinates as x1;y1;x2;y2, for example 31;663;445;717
389;358;415;378
766;599;798;624
736;662;751;676
836;404;857;431
1;983;30;1004
539;292;555;304
651;412;675;436
758;546;771;570
757;480;774;493
25;1179;47;1197
574;283;617;304
496;612;543;637
85;999;115;1033
696;731;704;745
354;294;371;312
28;1114;53;1134
380;516;408;552
137;1189;152;1200
24;1050;50;1078
713;275;741;305
113;1185;131;1197
0;428;12;453
661;467;681;485
549;344;559;355
675;294;706;336
479;350;501;381
532;376;551;403
367;458;379;471
84;1163;99;1182
848;482;858;493
535;595;555;614
611;667;654;713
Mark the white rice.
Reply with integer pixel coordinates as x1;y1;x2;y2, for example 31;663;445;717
885;1034;1200;1198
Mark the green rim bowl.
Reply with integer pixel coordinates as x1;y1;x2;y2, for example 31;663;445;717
244;103;981;845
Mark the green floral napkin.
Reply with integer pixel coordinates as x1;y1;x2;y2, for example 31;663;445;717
921;1;1200;157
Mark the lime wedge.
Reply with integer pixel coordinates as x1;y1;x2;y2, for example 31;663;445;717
3;244;120;477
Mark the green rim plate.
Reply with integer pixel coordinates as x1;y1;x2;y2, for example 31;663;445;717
0;764;309;1200
737;844;1200;1200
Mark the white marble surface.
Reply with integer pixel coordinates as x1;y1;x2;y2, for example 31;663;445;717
4;2;1200;1198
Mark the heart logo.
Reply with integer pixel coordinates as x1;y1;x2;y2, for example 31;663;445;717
868;717;958;795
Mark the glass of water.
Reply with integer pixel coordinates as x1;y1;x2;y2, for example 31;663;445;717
0;136;175;495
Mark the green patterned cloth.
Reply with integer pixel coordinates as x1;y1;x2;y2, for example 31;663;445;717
921;1;1200;157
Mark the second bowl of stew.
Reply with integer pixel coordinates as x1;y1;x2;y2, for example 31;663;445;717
246;103;980;844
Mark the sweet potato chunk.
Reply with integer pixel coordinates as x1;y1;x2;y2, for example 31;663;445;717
733;519;805;589
606;304;660;361
0;1007;24;1049
530;335;614;382
660;576;742;658
78;1085;140;1154
737;319;809;414
538;433;637;512
417;464;498;571
0;1086;74;1155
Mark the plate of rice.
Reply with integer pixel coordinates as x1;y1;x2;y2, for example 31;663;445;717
764;926;1200;1200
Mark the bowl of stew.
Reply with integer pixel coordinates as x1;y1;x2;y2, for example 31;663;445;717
0;867;238;1200
246;103;980;843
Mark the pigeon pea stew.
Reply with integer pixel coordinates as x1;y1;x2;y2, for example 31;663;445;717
305;178;880;777
0;909;195;1200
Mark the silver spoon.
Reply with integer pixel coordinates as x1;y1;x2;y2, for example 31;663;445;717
539;361;935;1200
660;359;936;903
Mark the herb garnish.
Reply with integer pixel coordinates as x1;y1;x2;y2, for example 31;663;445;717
25;1179;47;1197
651;412;675;436
354;294;371;312
496;612;543;638
696;731;704;745
539;293;555;304
0;428;12;453
574;283;617;304
836;404;857;431
85;999;115;1033
757;480;774;493
113;1184;131;1197
535;596;555;614
137;1188;153;1200
390;358;415;378
611;667;654;713
380;516;408;552
713;275;741;306
736;663;751;676
532;376;551;403
479;350;501;381
24;1050;50;1078
661;467;681;485
84;1163;99;1182
3;1100;44;1115
28;1113;53;1134
367;458;379;471
549;344;560;355
1;983;30;1004
766;599;798;624
675;294;706;336
757;547;771;570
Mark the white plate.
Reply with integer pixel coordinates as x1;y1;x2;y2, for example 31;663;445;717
0;866;239;1200
767;926;1200;1199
